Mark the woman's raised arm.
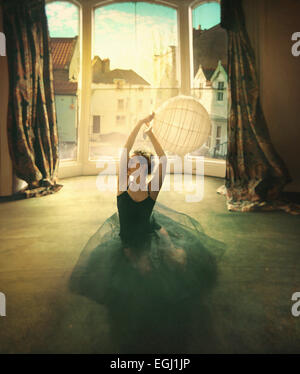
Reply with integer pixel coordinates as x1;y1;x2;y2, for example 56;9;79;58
118;113;155;194
144;121;167;196
121;113;155;160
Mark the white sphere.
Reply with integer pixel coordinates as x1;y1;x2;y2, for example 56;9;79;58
152;95;211;156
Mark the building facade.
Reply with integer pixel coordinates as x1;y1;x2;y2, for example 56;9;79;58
90;56;153;158
50;36;80;160
193;60;228;159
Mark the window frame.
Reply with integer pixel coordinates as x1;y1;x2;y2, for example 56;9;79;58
217;91;224;101
46;0;84;178
117;99;124;112
46;0;225;179
187;0;225;177
92;115;101;134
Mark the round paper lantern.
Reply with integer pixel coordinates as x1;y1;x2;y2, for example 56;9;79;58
152;95;211;156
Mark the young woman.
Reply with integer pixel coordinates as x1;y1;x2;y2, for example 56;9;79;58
116;113;187;274
70;114;224;310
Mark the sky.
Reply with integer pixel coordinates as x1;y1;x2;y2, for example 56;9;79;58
46;1;220;86
93;2;177;85
192;2;220;30
46;2;79;37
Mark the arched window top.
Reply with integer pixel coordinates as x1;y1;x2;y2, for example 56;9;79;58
92;0;178;11
93;1;178;88
192;1;221;30
46;1;80;37
45;1;81;161
190;0;220;9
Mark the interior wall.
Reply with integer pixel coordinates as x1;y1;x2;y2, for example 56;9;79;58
243;0;300;192
0;4;13;196
1;1;299;193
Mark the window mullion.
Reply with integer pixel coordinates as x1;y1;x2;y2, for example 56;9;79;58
80;2;92;172
179;1;192;95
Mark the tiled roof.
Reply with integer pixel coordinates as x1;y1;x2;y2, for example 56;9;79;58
53;80;77;95
203;68;215;81
93;68;150;86
50;37;78;70
193;24;227;75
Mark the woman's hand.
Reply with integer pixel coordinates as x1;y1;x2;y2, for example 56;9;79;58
138;112;155;126
123;113;155;161
143;122;153;136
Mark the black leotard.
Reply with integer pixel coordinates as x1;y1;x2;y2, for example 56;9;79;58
117;182;161;250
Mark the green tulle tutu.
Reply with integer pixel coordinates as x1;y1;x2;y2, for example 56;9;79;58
69;201;225;307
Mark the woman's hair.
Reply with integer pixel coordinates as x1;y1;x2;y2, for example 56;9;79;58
130;149;154;175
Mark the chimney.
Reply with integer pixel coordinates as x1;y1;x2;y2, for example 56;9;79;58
102;58;110;73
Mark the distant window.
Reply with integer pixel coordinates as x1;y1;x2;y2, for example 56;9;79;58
117;99;124;111
215;126;222;150
205;127;212;148
217;92;224;101
138;99;143;110
218;81;224;90
93;116;101;133
115;79;125;89
116;115;126;126
198;83;203;99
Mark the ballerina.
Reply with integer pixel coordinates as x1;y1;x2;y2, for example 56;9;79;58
116;112;187;275
70;114;225;308
69;113;226;353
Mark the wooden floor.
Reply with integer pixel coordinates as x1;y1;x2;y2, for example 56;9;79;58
0;175;299;353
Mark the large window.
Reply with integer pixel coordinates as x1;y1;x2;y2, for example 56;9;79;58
44;1;226;177
190;1;228;160
90;2;179;160
46;1;80;161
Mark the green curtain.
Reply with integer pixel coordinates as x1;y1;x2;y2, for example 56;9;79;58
218;0;299;214
2;0;62;199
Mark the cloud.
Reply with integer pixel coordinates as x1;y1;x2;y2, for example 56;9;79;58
92;8;178;85
46;3;178;86
94;8;177;53
46;2;79;37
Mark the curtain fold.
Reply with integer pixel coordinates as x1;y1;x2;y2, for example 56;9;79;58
2;0;62;199
218;0;299;214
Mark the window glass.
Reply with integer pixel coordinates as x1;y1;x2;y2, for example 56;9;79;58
90;2;179;160
46;1;80;161
190;1;228;160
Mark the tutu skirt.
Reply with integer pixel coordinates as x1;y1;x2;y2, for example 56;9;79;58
70;201;225;307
